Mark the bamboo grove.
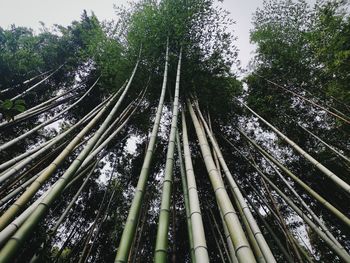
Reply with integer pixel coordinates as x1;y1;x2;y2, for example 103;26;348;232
0;0;349;262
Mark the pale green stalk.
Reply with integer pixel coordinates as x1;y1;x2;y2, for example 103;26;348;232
175;128;196;263
181;111;209;263
10;64;64;101
154;48;182;262
243;103;350;193
0;93;109;183
195;104;275;263
115;41;169;263
0;77;100;151
236;130;350;227
187;101;256;263
0;95;109;173
0;56;140;262
298;124;350;164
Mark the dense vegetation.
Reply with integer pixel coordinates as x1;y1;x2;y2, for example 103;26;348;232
0;0;349;262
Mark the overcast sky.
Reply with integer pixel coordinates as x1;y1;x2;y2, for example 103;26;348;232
0;0;321;162
0;0;263;68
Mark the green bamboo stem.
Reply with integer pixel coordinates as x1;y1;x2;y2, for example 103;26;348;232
187;100;256;263
0;64;136;232
242;191;295;263
0;76;100;152
175;128;196;262
257;169;350;261
195;104;275;263
264;157;344;249
0;97;109;230
236;130;350;227
242;103;350;193
0;93;77;129
298;124;350;164
115;41;168;263
52;160;99;236
0;95;109;173
17;87;76;116
208;208;233;263
154;48;182;262
0;161;95;247
230;187;265;263
258;175;303;263
229;140;350;261
209;129;239;263
181;111;209;263
207;213;227;263
10;64;64;101
0;56;140;262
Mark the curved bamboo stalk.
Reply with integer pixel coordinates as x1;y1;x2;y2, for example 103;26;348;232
0;77;100;152
242;103;350;194
0;95;109;173
0;56;140;262
264;157;344;248
0;93;109;184
235;130;350;227
208;208;233;263
195;104;276;263
0;62;137;233
187;100;256;263
115;41;169;263
0;93;77;129
154;48;182;262
9;65;64;101
175;128;196;262
0;161;95;247
298;124;350;164
181;110;209;262
227;140;349;260
254;74;350;124
242;190;295;263
256;167;350;261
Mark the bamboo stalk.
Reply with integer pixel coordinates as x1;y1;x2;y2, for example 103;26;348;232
187;100;256;263
181;110;209;262
0;94;109;173
264;157;344;248
10;64;64;101
0;56;140;262
298;124;350;164
115;41;168;263
228;140;350;261
195;104;276;263
257;169;350;261
175;128;196;262
154;48;182;262
0;76;100;151
242;191;295;263
242;103;350;194
234;130;350;227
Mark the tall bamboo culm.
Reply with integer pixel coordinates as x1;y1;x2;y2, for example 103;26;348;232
195;104;276;263
187;100;256;263
243;103;350;194
115;40;169;263
0;55;141;263
175;128;196;263
236;130;350;227
181;110;209;263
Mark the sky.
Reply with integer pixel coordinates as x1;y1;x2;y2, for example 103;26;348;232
0;0;264;69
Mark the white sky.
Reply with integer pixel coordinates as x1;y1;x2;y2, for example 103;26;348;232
0;0;318;69
0;0;264;69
